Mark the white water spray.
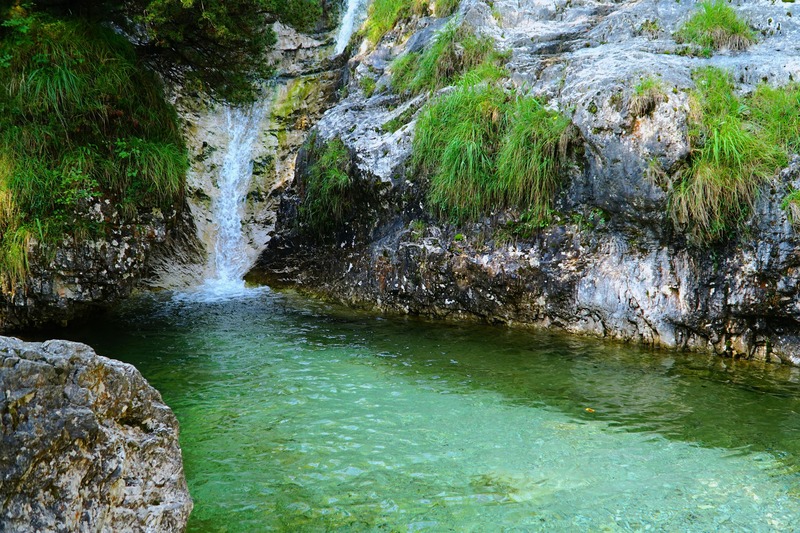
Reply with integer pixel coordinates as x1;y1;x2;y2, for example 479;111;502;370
335;0;370;55
183;103;270;302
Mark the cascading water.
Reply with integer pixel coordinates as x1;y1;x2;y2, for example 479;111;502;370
335;0;370;55
184;102;270;301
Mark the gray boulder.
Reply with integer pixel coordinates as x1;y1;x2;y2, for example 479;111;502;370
0;336;192;532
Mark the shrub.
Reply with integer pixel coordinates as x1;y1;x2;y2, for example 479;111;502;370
669;68;785;244
675;0;755;54
298;137;354;237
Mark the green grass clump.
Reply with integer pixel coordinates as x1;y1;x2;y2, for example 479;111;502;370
749;82;800;154
630;76;668;117
362;0;428;44
495;96;573;224
413;80;573;223
435;0;461;17
0;11;187;288
361;0;462;44
675;0;755;54
299;137;353;237
415;83;507;221
781;189;800;227
669;68;785;244
391;23;507;95
359;76;378;98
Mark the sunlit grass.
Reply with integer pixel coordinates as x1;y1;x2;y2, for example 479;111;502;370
675;0;755;54
670;68;785;244
414;79;573;223
391;23;507;95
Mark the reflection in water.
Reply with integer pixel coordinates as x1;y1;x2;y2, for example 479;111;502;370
63;291;800;531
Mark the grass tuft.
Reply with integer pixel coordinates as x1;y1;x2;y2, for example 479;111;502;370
298;136;354;237
675;0;755;53
391;22;507;95
669;68;785;244
362;0;431;44
413;79;574;223
629;76;668;118
495;96;573;225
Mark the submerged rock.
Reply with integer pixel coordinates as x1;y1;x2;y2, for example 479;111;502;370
0;336;192;532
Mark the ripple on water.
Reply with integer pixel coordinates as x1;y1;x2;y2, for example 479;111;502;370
62;293;800;531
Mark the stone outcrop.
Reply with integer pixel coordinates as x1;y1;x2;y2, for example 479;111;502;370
0;336;192;532
0;203;195;333
251;0;800;365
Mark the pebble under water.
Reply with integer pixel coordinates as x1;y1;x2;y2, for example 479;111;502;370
62;288;800;531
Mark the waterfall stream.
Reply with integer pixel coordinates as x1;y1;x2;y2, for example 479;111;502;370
335;0;370;55
184;102;270;301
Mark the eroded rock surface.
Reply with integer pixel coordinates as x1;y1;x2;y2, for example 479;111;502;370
0;336;192;532
253;0;800;365
0;204;195;333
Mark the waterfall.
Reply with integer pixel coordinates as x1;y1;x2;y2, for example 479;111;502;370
182;102;270;302
335;0;370;55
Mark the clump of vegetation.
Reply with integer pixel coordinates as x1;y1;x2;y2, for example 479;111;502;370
415;83;507;221
391;23;507;94
749;82;800;154
413;80;574;223
630;76;668;118
638;19;661;38
674;0;755;54
361;0;461;44
298;137;354;237
0;10;187;288
669;68;786;243
359;76;378;98
362;0;428;44
781;190;800;228
495;96;574;224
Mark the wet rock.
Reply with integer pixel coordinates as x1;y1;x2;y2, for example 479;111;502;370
252;0;800;366
0;336;192;531
0;203;189;333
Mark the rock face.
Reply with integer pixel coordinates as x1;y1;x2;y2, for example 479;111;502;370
153;22;345;288
0;204;195;333
252;0;800;365
0;336;192;532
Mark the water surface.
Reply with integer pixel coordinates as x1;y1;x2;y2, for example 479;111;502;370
63;289;800;531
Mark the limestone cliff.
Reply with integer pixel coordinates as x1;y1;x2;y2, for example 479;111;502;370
252;0;800;365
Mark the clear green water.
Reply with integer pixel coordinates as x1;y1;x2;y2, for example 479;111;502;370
59;289;800;531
